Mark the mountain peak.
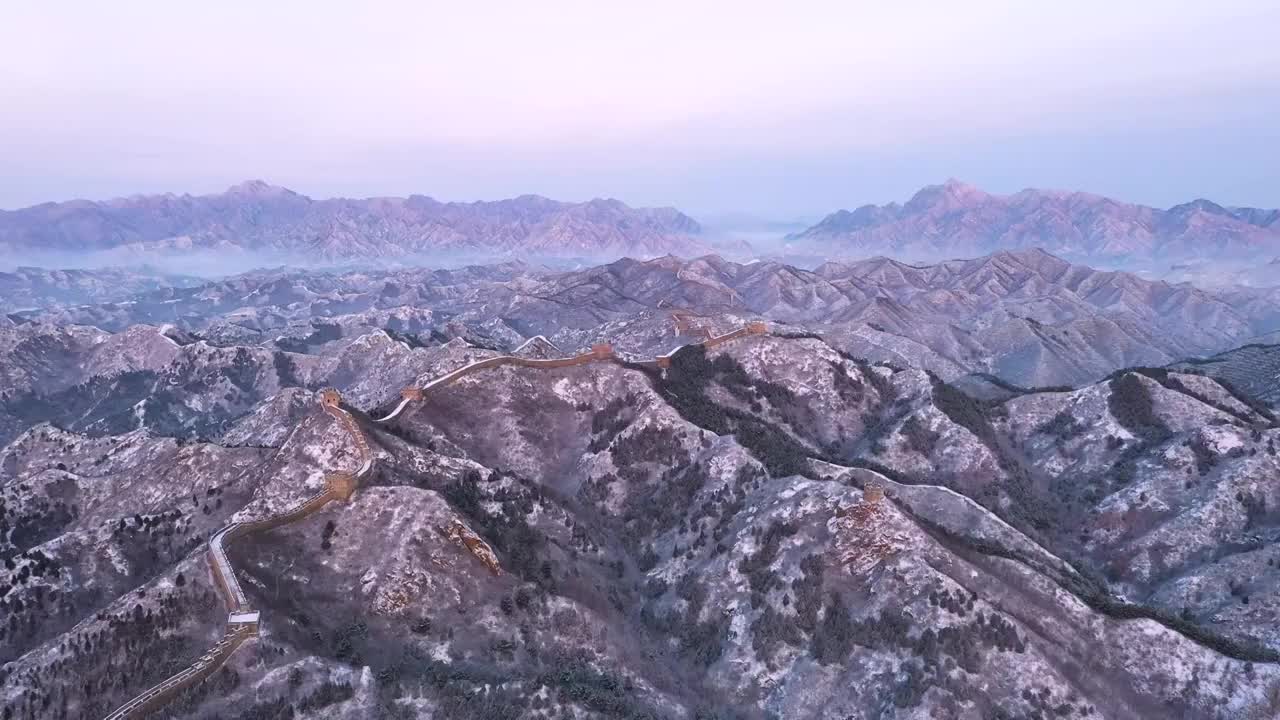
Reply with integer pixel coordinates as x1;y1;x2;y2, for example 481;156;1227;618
938;178;987;197
904;178;988;211
1168;198;1229;216
224;180;294;197
989;247;1058;262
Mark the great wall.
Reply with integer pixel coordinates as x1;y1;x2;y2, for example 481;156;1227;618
104;310;1277;717
99;311;1270;718
103;317;770;719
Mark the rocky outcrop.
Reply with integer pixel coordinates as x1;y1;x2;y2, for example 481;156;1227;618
441;519;501;576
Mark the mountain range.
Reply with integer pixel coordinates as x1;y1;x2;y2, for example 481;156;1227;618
3;281;1279;718
789;179;1280;264
12;249;1280;389
5;180;1280;271
9;176;1280;719
0;181;705;264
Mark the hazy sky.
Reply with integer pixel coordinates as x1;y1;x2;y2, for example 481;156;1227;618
3;1;1278;217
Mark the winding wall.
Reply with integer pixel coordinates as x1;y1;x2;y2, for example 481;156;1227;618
103;394;370;720
103;320;769;719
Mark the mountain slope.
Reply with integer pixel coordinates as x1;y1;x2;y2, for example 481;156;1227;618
3;333;1279;719
1171;343;1280;407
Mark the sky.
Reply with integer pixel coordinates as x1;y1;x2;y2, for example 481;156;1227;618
2;1;1278;218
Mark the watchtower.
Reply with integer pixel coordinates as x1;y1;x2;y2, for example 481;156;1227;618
591;343;614;360
747;321;768;335
226;611;261;635
400;386;424;401
326;472;357;502
319;388;342;408
864;483;885;504
656;355;672;369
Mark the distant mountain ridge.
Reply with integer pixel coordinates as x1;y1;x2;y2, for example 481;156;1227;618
790;179;1280;263
0;266;203;312
8;179;1280;269
14;248;1280;388
0;181;706;262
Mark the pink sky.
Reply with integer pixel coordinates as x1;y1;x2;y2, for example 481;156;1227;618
2;1;1278;215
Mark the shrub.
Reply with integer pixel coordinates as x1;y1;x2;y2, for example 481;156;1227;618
901;416;941;455
1038;409;1086;442
633;346;817;478
738;521;798;605
1107;374;1171;442
930;376;997;450
810;593;854;664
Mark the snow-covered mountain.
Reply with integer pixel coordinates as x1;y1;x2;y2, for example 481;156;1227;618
3;323;1279;719
15;249;1280;389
